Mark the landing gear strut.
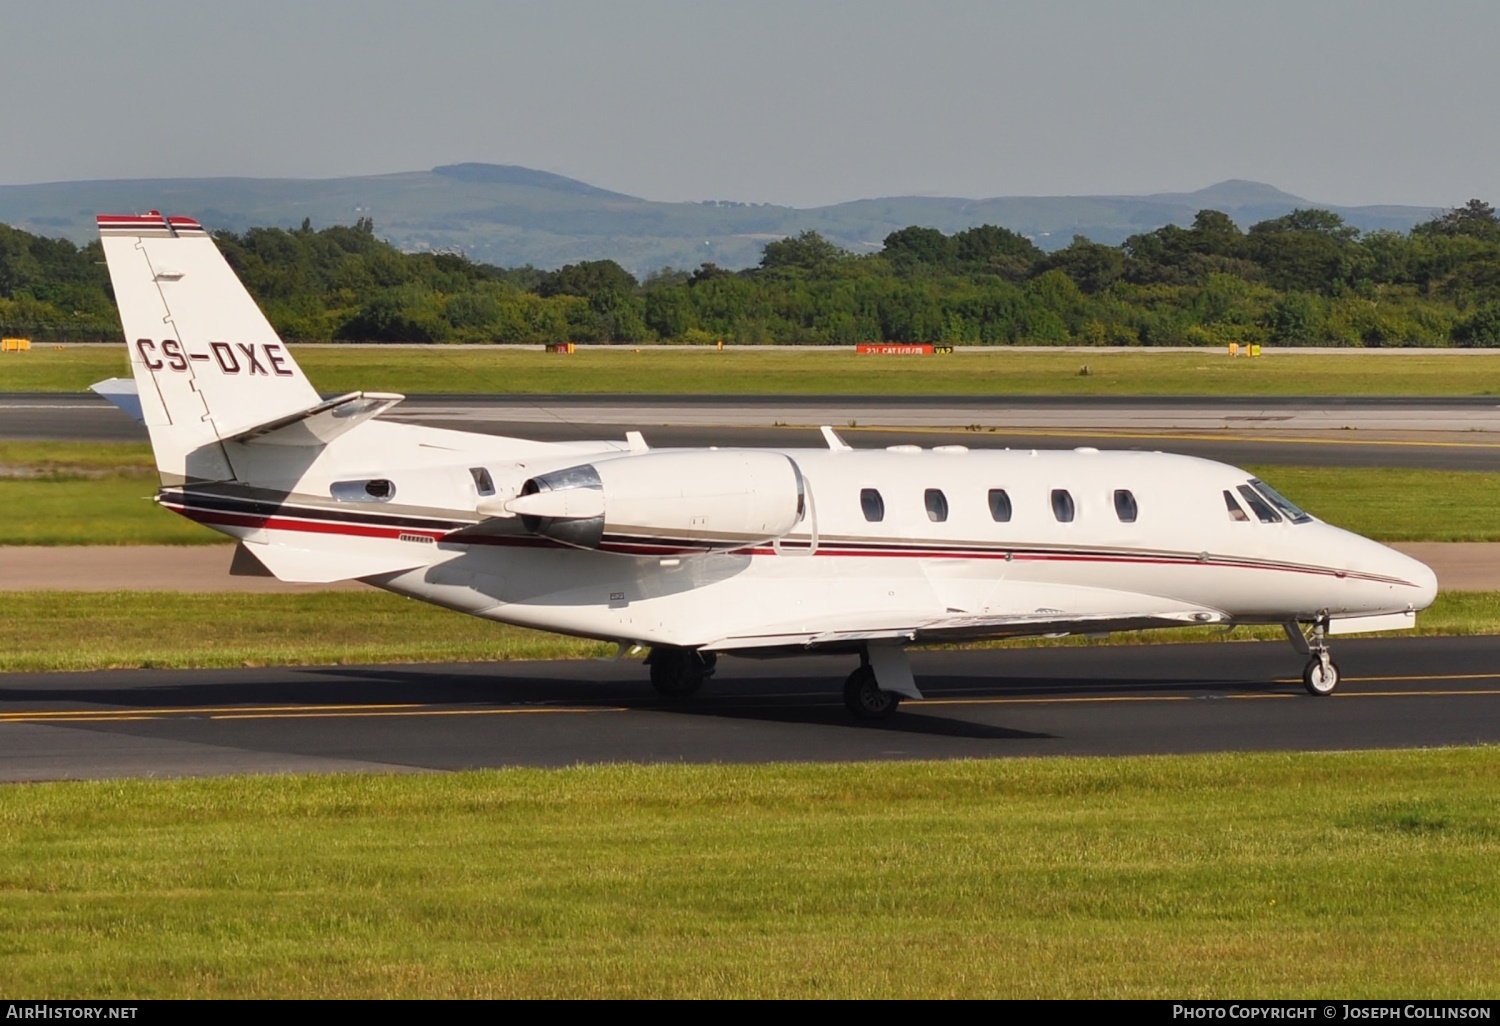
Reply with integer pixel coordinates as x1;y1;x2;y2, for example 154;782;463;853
1285;617;1340;696
646;647;716;698
843;653;902;719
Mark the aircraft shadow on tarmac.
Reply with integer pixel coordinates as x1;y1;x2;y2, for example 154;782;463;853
0;665;1296;743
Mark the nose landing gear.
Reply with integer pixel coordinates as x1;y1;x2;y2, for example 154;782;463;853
1285;617;1341;696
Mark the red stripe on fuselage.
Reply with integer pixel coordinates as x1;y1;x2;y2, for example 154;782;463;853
163;501;1416;587
168;504;446;542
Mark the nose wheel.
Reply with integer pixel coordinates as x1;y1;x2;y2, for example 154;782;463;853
1286;618;1340;696
1302;651;1340;696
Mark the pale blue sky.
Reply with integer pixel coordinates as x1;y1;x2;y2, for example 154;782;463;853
3;1;1496;208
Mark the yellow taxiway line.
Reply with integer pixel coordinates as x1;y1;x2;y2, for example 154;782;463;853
0;703;624;724
1;671;1498;723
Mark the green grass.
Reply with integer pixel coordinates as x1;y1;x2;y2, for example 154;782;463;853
5;442;1500;543
1;590;1496;674
0;591;607;672
0;440;156;472
12;344;1500;396
1;751;1498;997
1246;465;1500;541
0;479;220;545
0;442;217;545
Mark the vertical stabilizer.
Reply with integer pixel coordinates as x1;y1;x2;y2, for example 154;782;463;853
97;213;321;482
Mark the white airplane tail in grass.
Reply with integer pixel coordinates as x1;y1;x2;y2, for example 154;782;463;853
93;212;1439;717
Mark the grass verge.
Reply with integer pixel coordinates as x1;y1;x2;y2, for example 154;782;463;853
1244;465;1500;541
6;443;1500;544
0;441;218;544
1;590;1497;674
14;344;1500;395
0;591;607;672
1;750;1498;997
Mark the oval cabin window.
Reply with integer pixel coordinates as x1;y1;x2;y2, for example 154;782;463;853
988;489;1012;522
924;488;949;523
1113;489;1138;523
1051;489;1075;523
860;488;885;523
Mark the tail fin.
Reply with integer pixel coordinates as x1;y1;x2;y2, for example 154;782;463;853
98;213;322;482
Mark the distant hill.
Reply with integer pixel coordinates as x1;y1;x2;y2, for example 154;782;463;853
0;165;1443;276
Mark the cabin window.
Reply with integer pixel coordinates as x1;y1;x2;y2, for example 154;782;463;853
331;479;395;503
470;467;495;497
987;488;1012;522
1250;478;1313;524
1113;489;1138;523
924;488;949;523
1051;489;1075;523
1223;490;1250;522
1237;484;1282;523
860;488;885;523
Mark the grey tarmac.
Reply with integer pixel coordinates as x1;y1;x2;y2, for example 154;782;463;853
3;637;1500;781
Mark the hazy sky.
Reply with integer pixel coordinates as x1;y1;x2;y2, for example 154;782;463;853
3;1;1496;208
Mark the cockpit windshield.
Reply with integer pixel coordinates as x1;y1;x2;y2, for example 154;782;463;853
1249;478;1313;524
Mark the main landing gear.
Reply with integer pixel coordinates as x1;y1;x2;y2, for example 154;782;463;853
1285;617;1340;696
645;647;717;698
843;645;921;719
844;662;902;719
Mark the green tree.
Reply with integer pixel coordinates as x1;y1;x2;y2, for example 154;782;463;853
1414;200;1500;242
881;226;953;272
1453;302;1500;346
1041;236;1125;294
759;231;848;273
536;260;638;299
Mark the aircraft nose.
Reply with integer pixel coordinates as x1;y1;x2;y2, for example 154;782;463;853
1384;545;1438;611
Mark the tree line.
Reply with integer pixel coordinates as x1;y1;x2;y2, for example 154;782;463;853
6;203;1500;346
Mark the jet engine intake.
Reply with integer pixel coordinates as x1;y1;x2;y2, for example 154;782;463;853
506;450;804;552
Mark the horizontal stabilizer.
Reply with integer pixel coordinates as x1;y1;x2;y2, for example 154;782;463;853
239;539;430;583
226;391;404;447
90;378;144;424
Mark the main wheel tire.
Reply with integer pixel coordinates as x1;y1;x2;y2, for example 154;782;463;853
843;665;902;719
1302;656;1340;696
648;649;710;698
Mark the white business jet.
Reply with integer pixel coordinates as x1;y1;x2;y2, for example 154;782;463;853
91;213;1437;718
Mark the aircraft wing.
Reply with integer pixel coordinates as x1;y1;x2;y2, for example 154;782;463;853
231;539;433;584
701;607;1229;653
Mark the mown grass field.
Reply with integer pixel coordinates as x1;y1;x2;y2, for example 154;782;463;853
10;343;1500;396
1;750;1497;997
0;591;606;672
2;589;1496;673
6;441;1500;543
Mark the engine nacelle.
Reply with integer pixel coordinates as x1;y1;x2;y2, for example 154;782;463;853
505;450;805;551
